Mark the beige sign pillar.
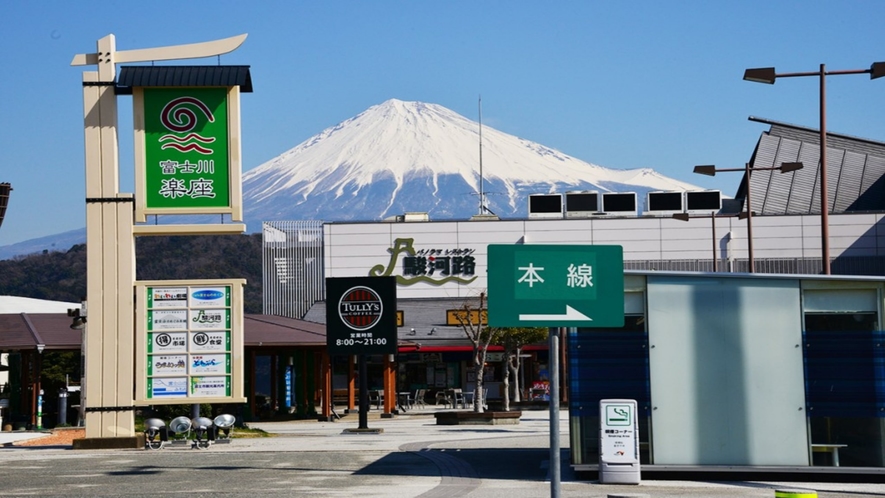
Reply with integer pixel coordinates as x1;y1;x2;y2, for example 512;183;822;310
71;34;246;443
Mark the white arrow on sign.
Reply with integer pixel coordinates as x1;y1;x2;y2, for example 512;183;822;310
519;305;593;322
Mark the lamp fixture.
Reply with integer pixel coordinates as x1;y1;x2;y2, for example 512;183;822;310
213;414;236;441
428;327;436;335
691;161;803;273
408;328;416;336
743;60;885;274
144;418;168;449
68;300;87;330
191;416;215;449
168;416;192;437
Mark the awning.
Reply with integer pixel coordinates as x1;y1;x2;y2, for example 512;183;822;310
0;313;327;351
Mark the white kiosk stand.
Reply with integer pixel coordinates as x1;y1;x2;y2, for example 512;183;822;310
599;399;641;484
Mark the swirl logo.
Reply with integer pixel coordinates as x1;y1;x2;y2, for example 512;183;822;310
159;96;216;155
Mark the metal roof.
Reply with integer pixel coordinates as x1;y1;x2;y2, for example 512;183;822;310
740;117;885;215
116;65;252;94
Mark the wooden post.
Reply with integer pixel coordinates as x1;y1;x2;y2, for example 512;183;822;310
347;356;356;411
383;355;394;414
320;351;332;420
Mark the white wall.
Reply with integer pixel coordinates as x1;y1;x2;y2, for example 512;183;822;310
323;212;885;299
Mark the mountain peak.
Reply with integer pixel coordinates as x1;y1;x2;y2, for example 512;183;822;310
241;99;699;223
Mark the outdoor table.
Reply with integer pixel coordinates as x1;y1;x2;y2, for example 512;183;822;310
397;392;411;411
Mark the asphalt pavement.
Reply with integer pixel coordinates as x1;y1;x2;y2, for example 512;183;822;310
0;406;883;497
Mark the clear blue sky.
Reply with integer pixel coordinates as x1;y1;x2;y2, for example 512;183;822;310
2;1;885;245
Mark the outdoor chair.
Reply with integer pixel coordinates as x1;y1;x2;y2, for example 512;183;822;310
369;390;384;409
416;388;427;408
452;388;465;408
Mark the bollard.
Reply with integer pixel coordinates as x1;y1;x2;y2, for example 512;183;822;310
57;388;69;426
36;389;43;430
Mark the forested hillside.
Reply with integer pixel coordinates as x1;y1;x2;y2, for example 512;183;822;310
0;234;263;313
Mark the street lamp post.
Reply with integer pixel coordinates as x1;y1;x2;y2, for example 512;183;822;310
743;62;885;274
673;211;725;272
693;162;803;273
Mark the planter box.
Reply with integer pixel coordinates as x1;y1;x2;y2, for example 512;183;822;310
434;410;521;426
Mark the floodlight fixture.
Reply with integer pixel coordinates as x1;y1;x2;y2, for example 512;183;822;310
672;213;691;222
213;413;236;440
743;67;777;84
169;415;192;435
692;165;718;176
191;416;215;449
779;162;804;173
144;418;167;449
67;308;87;330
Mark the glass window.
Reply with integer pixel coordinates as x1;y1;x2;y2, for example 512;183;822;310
804;294;884;467
568;315;651;465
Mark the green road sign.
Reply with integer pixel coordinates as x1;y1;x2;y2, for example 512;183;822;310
488;244;624;327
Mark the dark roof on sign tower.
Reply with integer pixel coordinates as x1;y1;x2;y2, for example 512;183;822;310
739;117;885;215
115;65;253;94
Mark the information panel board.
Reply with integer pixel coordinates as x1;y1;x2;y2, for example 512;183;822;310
135;279;246;405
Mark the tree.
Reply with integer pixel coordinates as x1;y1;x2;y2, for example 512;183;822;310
496;327;548;411
456;292;502;413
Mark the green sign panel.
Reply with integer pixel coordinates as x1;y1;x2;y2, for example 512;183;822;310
143;87;230;210
488;244;624;327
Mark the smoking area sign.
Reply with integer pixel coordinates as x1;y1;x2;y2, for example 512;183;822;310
599;399;641;484
488;244;625;327
134;279;246;405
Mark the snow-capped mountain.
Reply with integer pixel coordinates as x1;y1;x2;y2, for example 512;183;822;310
1;99;701;260
242;99;699;223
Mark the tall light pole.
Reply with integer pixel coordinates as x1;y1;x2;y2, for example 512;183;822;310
743;62;885;274
673;211;726;272
693;162;803;273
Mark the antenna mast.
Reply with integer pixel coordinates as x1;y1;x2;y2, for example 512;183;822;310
478;95;485;215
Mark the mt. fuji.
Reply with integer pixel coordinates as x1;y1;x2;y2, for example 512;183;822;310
242;99;700;224
0;99;703;260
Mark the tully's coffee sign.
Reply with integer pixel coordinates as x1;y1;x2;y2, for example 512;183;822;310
326;276;397;355
339;286;383;330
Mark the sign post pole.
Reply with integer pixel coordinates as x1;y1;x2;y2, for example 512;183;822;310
488;244;625;498
358;354;369;430
325;276;397;434
548;327;561;498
